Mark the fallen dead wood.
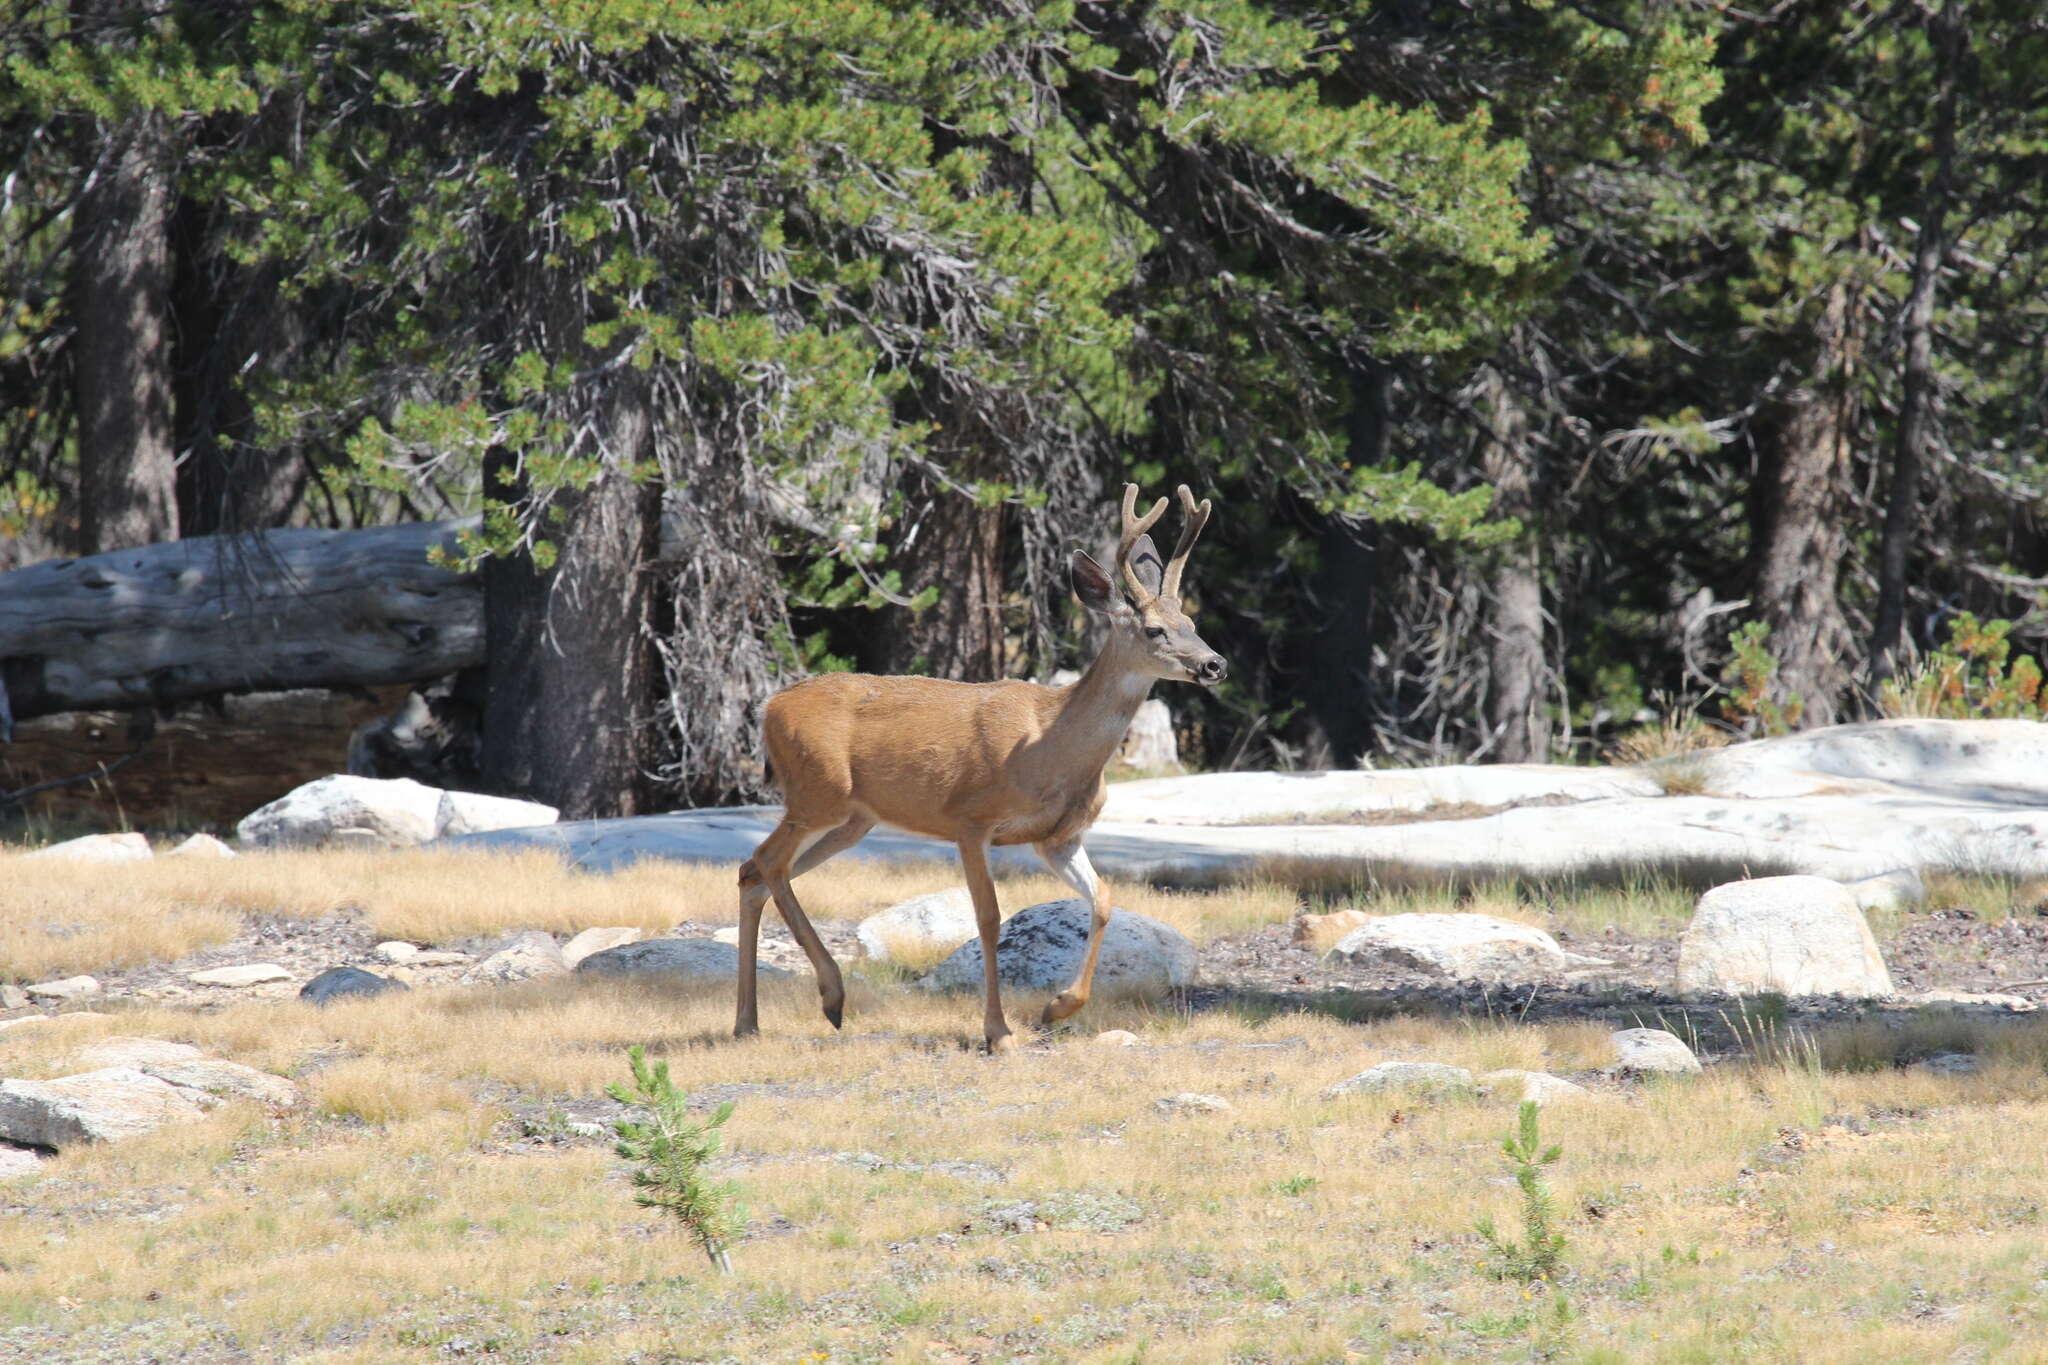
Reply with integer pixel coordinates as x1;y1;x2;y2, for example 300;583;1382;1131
0;519;482;737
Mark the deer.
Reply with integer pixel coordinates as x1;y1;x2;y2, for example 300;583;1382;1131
734;483;1226;1052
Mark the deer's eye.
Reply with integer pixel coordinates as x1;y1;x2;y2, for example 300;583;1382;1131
1145;626;1166;640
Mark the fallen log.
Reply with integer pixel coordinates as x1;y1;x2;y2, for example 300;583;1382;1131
0;519;482;737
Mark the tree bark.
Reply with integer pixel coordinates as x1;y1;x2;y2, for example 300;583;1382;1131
881;478;1006;681
72;110;178;553
1751;280;1859;725
1296;358;1388;767
0;520;481;735
1871;7;1962;683
480;395;662;819
1479;363;1548;763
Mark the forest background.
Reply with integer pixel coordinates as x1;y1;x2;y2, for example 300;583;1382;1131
3;0;2044;821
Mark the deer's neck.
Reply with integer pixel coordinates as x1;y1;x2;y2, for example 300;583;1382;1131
1050;639;1155;773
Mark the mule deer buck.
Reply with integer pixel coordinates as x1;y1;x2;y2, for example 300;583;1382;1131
736;483;1226;1052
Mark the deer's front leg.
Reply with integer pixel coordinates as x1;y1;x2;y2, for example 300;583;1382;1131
956;837;1016;1054
1035;836;1110;1025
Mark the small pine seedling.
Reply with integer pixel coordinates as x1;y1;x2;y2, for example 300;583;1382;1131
609;1045;746;1273
1475;1100;1567;1283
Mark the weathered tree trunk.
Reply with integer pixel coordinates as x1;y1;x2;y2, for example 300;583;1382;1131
0;521;481;737
480;398;662;819
1752;281;1860;726
1478;363;1548;763
881;478;1006;681
72;109;178;553
1872;7;1962;683
1295;358;1388;768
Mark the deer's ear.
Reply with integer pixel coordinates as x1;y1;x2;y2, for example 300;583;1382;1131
1072;551;1116;614
1125;533;1165;597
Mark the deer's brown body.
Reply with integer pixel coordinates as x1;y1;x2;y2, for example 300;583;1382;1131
736;484;1224;1052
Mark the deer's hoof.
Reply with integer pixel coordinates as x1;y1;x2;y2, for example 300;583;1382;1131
823;1001;844;1030
1041;991;1087;1024
985;1031;1019;1056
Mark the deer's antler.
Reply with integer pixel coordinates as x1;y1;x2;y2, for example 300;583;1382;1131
1160;483;1212;601
1116;483;1168;603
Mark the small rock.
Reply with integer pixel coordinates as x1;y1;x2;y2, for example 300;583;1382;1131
24;832;152;863
858;889;978;964
1292;909;1371;952
1094;1029;1141;1048
1324;1061;1475;1098
1479;1069;1598;1105
561;926;644;969
459;931;569;985
164;832;236;860
1154;1092;1231;1115
374;941;421;964
189;964;293;988
408;951;472;967
575;937;791;982
301;966;410;1005
1;983;29;1010
1843;868;1925;915
25;976;101;1003
1332;913;1610;981
0;1068;205;1147
434;790;560;839
1609;1028;1702;1075
922;900;1195;1000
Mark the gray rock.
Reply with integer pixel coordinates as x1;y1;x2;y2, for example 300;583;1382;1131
575;937;792;982
72;1038;299;1108
1609;1028;1702;1075
857;888;978;964
1332;913;1611;981
1677;876;1894;998
1844;867;1926;915
300;965;409;1005
1479;1069;1598;1105
1153;1092;1231;1115
1094;1029;1141;1048
0;1145;47;1178
921;900;1195;999
561;926;644;969
374;941;421;963
164;832;236;859
434;789;559;839
1916;1051;1980;1076
460;930;569;985
25;832;153;863
1;983;30;1010
1899;989;2036;1011
236;774;443;849
0;1067;205;1147
25;976;101;1003
189;963;293;988
1323;1061;1475;1098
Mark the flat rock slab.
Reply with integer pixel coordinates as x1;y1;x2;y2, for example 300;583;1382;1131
1325;1061;1475;1098
237;774;444;849
1480;1069;1598;1105
921;900;1195;999
189;964;293;988
435;789;559;838
444;721;2048;884
0;1067;205;1147
1331;913;1608;981
575;937;792;982
26;976;101;1002
1678;876;1894;999
562;926;643;968
73;1038;299;1108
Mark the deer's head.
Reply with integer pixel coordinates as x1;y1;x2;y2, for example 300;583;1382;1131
1073;483;1228;686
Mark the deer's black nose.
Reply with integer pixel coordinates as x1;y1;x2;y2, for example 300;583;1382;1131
1197;656;1227;684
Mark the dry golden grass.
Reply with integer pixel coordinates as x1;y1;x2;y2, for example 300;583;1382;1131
8;979;2048;1364
0;842;1298;984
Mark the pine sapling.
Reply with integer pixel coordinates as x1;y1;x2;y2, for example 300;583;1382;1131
1475;1100;1567;1283
609;1045;746;1273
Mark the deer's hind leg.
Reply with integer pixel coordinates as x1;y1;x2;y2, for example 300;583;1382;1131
738;813;871;1035
1035;836;1111;1025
